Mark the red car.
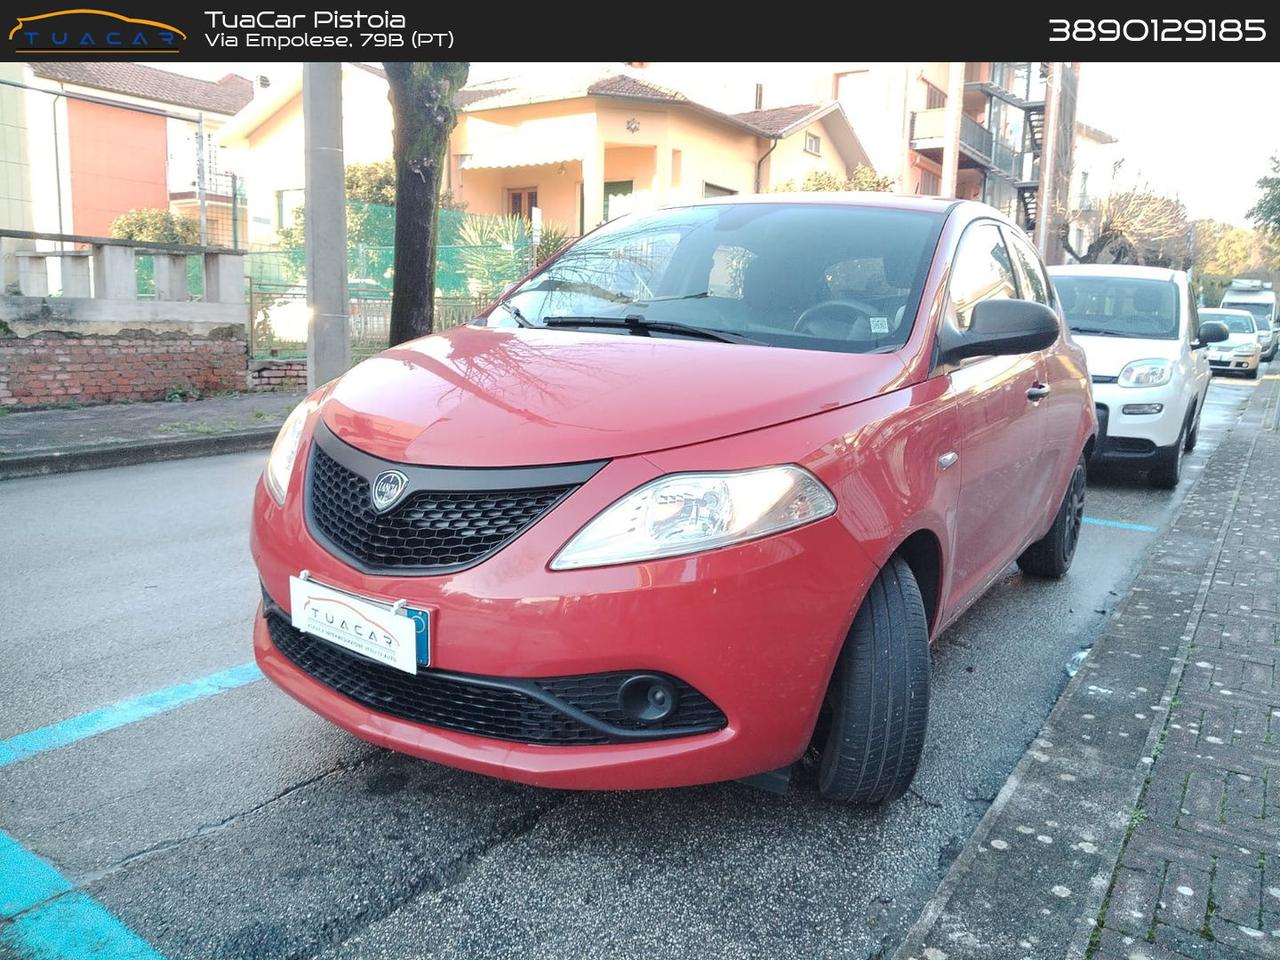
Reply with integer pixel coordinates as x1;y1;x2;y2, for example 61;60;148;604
252;195;1095;805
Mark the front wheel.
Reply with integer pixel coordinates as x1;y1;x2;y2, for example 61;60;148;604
1017;454;1086;578
816;556;930;806
1148;427;1185;489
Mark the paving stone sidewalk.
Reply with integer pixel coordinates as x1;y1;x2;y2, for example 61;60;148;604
0;391;304;479
895;373;1280;960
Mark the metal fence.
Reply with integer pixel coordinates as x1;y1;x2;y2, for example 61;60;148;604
244;206;538;364
248;284;488;361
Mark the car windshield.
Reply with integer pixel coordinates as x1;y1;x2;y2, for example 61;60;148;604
490;203;946;354
1053;276;1179;340
1221;301;1274;324
1202;311;1257;335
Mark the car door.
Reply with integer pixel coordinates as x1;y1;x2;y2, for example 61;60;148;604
943;221;1051;610
1183;286;1210;415
1003;228;1073;516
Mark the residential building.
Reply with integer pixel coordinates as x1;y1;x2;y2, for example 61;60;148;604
4;62;254;244
217;63;394;247
621;62;1080;261
220;65;871;244
1064;120;1121;260
449;70;869;234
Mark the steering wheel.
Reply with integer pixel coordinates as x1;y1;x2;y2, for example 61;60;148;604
792;299;883;340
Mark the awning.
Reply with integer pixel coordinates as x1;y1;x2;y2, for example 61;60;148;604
460;141;583;170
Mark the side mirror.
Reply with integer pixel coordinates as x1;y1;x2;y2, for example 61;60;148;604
938;299;1060;365
1196;320;1229;346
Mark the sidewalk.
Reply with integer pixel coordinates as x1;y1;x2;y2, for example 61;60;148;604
0;391;304;479
896;373;1280;960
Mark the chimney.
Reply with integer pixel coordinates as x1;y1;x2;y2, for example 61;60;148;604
754;83;763;110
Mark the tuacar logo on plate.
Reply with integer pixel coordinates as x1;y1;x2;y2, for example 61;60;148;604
9;9;186;52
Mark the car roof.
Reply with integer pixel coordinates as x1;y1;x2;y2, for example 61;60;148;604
1047;263;1184;282
672;191;964;216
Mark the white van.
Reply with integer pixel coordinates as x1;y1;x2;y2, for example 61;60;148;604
1221;279;1277;354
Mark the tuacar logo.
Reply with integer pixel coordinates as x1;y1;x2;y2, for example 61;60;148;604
9;8;186;52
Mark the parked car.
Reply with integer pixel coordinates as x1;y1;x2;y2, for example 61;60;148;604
1048;265;1228;489
1199;308;1264;379
252;196;1096;807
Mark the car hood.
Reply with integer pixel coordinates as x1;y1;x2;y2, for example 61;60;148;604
1216;332;1261;350
1073;334;1181;377
320;325;908;466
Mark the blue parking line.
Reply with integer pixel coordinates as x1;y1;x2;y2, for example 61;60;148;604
0;662;263;769
0;829;164;959
1082;516;1159;534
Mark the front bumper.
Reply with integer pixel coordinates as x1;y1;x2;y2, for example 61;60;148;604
1090;381;1185;464
251;442;875;790
1208;351;1260;373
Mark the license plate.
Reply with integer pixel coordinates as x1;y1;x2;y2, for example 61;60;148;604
288;575;426;674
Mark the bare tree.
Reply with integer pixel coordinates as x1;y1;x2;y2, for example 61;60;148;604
1060;188;1190;268
383;62;469;346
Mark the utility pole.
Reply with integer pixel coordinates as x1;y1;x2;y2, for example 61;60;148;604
195;113;208;245
303;62;350;387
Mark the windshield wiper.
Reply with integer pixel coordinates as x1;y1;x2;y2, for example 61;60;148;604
491;300;533;327
631;291;711;304
1070;326;1127;337
543;314;760;345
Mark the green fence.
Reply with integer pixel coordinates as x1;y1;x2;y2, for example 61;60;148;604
243;206;536;361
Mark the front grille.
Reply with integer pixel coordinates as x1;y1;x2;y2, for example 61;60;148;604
307;444;574;574
266;612;726;745
1091;374;1118;384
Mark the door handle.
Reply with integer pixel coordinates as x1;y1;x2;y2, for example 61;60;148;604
1027;382;1051;402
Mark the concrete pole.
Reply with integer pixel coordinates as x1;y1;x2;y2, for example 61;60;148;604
940;62;965;197
1037;62;1063;260
196;113;208;245
303;62;350;388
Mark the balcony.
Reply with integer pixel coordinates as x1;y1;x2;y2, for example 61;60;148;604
910;109;995;168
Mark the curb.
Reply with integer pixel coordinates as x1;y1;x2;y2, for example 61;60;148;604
892;377;1278;960
0;427;279;480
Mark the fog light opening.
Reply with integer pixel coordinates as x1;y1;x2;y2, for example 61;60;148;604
618;674;679;723
1121;403;1163;415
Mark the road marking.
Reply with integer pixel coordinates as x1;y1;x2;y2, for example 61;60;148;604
1082;516;1158;534
0;829;165;959
0;662;263;768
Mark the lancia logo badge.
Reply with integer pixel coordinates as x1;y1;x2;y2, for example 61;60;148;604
370;470;409;512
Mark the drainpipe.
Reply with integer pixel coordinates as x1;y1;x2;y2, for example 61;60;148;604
755;138;777;194
50;91;64;237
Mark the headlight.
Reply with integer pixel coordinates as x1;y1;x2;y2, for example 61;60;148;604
264;401;316;504
549;465;836;570
1117;359;1173;388
1235;344;1260;355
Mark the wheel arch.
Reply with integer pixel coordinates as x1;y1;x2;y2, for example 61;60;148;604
893;528;943;635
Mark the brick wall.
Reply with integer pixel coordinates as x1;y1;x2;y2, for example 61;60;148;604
247;359;307;392
0;333;247;407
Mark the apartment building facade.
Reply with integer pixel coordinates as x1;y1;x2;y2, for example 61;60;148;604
628;62;1079;262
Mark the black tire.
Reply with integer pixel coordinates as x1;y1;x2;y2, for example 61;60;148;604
1017;454;1086;578
816;557;930;806
1184;403;1199;453
1148;427;1185;489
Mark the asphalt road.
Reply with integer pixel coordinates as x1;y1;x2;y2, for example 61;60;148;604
0;371;1262;960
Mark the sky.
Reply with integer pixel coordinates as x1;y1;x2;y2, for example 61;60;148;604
1074;62;1280;226
161;61;1280;227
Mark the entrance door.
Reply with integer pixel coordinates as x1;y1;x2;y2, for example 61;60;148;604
604;180;634;221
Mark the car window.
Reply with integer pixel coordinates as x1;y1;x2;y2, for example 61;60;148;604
497;202;947;354
948;222;1018;330
1006;231;1051;306
1053;277;1179;340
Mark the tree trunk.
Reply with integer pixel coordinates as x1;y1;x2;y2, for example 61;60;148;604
384;62;469;346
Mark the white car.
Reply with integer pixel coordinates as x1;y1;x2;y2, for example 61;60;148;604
1048;265;1228;489
1199;308;1264;378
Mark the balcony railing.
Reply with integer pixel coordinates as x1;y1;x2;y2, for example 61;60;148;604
911;110;999;164
960;115;993;160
